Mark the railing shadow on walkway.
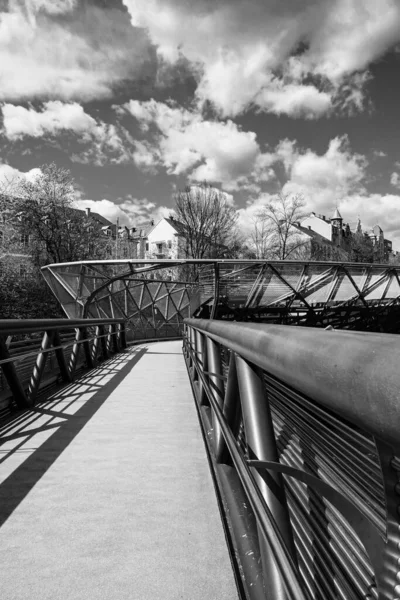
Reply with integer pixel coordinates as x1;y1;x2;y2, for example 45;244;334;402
0;346;147;528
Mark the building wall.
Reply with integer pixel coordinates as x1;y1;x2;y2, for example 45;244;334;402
145;220;181;259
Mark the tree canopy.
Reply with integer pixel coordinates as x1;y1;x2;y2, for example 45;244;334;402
174;183;238;259
11;163;108;266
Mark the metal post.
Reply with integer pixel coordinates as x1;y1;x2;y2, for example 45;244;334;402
81;327;94;369
53;330;72;383
99;325;109;360
111;323;119;353
210;262;220;319
195;329;208;406
0;336;31;408
69;327;83;378
206;336;225;454
235;355;297;600
119;322;127;349
215;353;241;465
106;324;113;354
91;326;101;365
28;330;55;403
188;326;194;369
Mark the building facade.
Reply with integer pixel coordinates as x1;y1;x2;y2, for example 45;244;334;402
293;209;393;263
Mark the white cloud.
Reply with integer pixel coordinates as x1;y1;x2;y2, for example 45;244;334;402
0;1;152;102
391;172;400;188
0;162;42;193
256;82;332;119
121;99;276;191
2;101;97;140
74;196;172;228
122;0;400;118
1;102;134;166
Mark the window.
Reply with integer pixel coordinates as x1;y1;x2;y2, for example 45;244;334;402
20;233;29;246
145;242;149;251
157;243;163;253
168;240;172;249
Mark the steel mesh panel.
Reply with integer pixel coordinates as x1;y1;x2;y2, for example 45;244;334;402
140;286;152;309
331;273;357;302
383;276;400;299
302;269;334;305
259;272;293;306
264;372;383;599
364;279;390;301
166;298;178;320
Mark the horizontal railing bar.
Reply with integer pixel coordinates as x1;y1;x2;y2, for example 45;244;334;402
0;318;125;335
185;318;400;449
42;258;396;268
0;328;127;367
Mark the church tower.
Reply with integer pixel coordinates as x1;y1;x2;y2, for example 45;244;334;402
331;207;343;246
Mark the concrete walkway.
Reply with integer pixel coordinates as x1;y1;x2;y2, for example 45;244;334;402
0;341;238;600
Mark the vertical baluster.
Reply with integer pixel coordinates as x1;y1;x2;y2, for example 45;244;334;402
215;353;241;465
99;324;109;360
53;330;72;383
119;322;127;349
28;330;55;403
81;327;94;369
69;327;83;378
0;335;31;408
206;336;225;454
195;329;208;406
91;326;101;365
111;323;119;353
235;355;297;600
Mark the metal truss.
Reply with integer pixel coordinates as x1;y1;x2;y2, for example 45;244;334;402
41;261;195;340
42;259;400;334
197;261;400;332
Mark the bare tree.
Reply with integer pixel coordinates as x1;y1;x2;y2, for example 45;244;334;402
11;163;109;265
174;183;238;259
252;193;308;260
249;216;273;259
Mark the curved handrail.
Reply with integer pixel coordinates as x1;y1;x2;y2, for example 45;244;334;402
185;318;400;450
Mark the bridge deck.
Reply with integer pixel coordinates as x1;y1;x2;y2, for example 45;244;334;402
0;341;237;600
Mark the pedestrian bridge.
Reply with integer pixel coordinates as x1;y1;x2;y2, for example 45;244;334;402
1;260;400;600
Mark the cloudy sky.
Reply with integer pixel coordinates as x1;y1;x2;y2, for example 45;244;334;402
1;0;400;246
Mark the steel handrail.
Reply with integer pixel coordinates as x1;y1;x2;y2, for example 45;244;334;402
185;318;400;449
0;318;124;335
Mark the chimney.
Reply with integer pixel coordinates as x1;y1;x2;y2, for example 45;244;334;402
85;207;91;216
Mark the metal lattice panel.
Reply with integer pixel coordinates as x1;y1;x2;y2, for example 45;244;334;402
42;261;197;340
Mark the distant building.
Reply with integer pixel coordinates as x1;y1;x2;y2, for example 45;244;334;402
292;209;393;263
0;200;139;278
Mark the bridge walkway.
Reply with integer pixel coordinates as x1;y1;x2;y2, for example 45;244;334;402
0;341;238;600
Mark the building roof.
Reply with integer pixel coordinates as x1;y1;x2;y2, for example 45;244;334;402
163;217;186;235
332;208;342;220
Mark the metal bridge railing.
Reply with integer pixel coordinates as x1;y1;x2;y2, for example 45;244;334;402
0;318;127;412
183;318;400;600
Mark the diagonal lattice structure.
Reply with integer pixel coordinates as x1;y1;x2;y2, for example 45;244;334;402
197;261;400;331
42;261;197;340
42;259;400;334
